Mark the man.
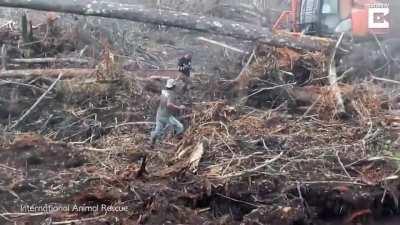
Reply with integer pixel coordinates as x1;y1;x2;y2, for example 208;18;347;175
177;53;192;94
150;79;186;147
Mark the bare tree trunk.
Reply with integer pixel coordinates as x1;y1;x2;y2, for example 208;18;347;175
0;0;334;51
9;57;90;64
0;68;95;79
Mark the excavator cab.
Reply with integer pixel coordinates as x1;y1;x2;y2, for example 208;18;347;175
273;0;349;35
298;0;351;35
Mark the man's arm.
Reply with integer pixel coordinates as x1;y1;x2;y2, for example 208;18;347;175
167;98;185;111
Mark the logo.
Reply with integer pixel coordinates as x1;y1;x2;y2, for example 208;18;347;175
368;3;390;29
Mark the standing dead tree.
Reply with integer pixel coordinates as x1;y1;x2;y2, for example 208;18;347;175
0;0;334;52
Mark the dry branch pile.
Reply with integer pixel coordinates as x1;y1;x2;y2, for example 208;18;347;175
0;4;400;225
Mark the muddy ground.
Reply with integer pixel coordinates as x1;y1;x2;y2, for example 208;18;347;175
0;3;400;225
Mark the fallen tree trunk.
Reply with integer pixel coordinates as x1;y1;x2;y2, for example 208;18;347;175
0;0;334;51
9;57;90;64
0;68;95;79
0;68;183;80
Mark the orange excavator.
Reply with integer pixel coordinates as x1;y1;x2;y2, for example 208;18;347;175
272;0;400;72
273;0;397;38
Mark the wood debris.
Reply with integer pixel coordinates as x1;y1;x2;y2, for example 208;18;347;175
0;2;399;225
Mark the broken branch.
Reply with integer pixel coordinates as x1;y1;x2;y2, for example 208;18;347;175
9;73;63;130
328;33;346;115
221;152;283;179
197;37;248;54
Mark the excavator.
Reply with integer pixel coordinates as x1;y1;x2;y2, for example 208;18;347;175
273;0;400;73
273;0;397;36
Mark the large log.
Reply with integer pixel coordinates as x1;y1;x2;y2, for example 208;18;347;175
0;0;334;51
9;57;90;64
0;68;95;79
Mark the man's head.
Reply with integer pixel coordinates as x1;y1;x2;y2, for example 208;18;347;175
165;79;176;89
